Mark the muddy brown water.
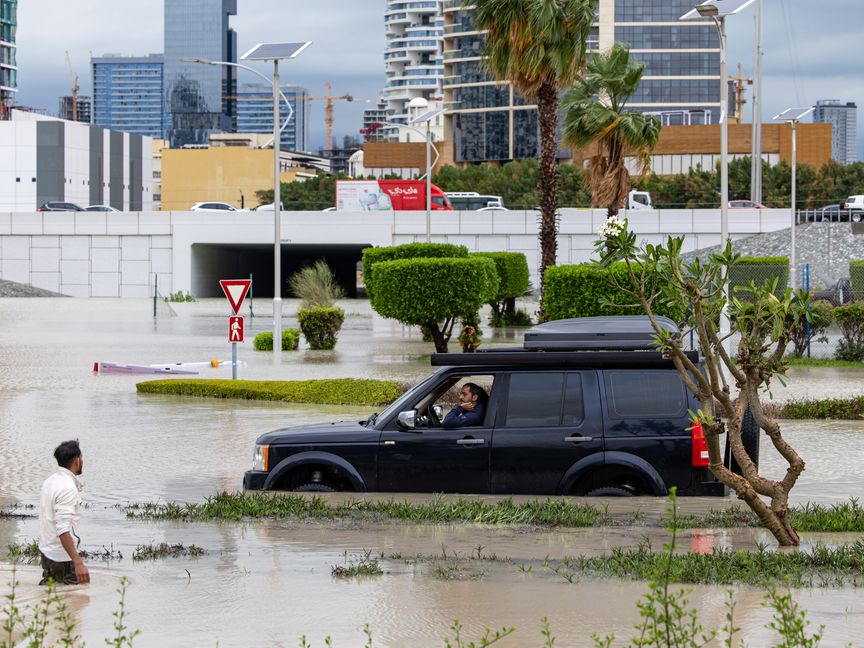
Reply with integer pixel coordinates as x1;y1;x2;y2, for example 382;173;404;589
1;298;864;646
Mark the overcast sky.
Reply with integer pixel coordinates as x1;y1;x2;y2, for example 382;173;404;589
12;1;863;159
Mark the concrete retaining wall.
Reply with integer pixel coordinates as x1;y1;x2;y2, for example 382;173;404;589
0;208;792;297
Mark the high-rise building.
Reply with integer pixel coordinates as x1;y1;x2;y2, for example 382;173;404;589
163;0;237;147
813;100;858;164
92;54;165;137
382;0;444;128
442;0;719;162
362;97;389;136
0;0;17;119
58;95;91;123
235;83;309;152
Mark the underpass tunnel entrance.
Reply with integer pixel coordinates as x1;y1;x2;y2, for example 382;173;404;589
192;243;372;298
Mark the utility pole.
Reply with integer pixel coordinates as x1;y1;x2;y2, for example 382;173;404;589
750;0;763;203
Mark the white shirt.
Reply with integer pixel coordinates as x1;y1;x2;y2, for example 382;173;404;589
38;467;83;562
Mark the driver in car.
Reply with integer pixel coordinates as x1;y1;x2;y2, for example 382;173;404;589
442;383;487;428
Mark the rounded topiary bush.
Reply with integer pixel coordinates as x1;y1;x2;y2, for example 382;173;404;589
362;242;469;299
297;306;345;350
253;329;301;351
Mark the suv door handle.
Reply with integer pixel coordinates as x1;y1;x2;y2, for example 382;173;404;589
457;438;485;446
564;436;593;443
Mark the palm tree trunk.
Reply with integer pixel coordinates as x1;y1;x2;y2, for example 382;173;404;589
536;82;560;322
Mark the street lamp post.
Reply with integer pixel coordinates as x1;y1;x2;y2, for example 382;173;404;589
369;111;444;242
186;44;310;354
681;0;756;348
773;107;814;290
238;42;311;353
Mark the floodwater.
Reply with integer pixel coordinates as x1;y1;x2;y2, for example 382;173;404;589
1;298;864;646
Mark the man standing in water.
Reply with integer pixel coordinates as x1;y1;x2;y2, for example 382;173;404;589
38;440;89;585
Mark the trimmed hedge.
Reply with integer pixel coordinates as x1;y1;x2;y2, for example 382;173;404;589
253;329;301;351
370;256;499;326
543;263;686;322
362;243;468;299
470;251;530;302
297;306;345;350
728;256;789;297
779;396;864;420
850;260;864;297
136;378;403;406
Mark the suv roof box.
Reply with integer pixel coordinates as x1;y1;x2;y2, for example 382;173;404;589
523;316;679;351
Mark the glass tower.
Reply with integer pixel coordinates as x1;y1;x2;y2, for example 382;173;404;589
164;0;237;147
0;0;17;119
235;83;309;152
442;0;718;163
813;100;858;165
92;54;165;137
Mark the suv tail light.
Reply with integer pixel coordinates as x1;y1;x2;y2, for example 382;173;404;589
691;421;710;467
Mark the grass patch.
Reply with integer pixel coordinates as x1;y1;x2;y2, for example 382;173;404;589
330;549;383;578
132;543;205;561
135;377;403;406
776;395;864;419
786;357;864;368
554;539;864;588
5;540;123;563
122;492;864;534
124;491;605;527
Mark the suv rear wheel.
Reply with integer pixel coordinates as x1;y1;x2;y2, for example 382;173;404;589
586;486;634;497
293;483;335;493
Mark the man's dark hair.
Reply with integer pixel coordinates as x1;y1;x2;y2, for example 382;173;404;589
53;440;81;469
463;382;488;407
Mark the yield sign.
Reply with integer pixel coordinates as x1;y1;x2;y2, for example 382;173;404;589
220;279;252;314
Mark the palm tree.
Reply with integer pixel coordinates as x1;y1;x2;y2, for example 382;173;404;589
473;0;595;320
561;43;661;221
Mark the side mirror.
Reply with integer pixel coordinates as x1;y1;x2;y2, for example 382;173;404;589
397;410;417;430
432;404;444;419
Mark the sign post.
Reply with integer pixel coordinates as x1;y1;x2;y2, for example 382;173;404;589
220;279;253;380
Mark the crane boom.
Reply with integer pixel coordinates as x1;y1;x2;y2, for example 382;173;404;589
307;81;354;150
65;51;80;122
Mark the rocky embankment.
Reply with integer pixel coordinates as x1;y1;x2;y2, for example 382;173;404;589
0;279;66;297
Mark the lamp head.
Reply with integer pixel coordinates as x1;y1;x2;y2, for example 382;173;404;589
696;4;719;16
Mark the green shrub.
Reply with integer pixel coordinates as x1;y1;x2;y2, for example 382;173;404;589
297;306;345;350
371;256;499;352
543;263;686;322
850;261;864;298
729;256;789;299
165;290;196;303
834;302;864;361
790;299;833;357
136;378;402;406
470;252;530;321
489;308;534;327
779;396;864;420
253;329;301;351
288;260;344;308
362;243;468;299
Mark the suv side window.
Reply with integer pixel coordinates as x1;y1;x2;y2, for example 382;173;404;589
505;372;564;427
604;370;687;419
561;373;585;426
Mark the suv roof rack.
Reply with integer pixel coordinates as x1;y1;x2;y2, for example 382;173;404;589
523;316;678;351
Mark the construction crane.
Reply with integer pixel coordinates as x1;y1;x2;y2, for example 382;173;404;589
65;51;79;122
307;82;354;151
729;63;753;124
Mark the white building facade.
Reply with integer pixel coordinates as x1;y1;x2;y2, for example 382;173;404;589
0;111;153;212
383;0;444;128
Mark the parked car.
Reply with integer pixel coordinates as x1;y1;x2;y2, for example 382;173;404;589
252;202;285;211
842;196;864;222
37;202;84;212
244;316;757;496
84;205;119;212
728;200;767;209
189;202;241;212
812;278;854;306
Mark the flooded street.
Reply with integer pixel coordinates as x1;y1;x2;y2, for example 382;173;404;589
2;298;864;646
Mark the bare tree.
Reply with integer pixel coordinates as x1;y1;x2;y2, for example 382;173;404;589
599;219;808;546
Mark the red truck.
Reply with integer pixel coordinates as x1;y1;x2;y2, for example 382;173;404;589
334;180;453;211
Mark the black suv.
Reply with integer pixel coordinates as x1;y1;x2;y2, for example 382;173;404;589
244;317;751;497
